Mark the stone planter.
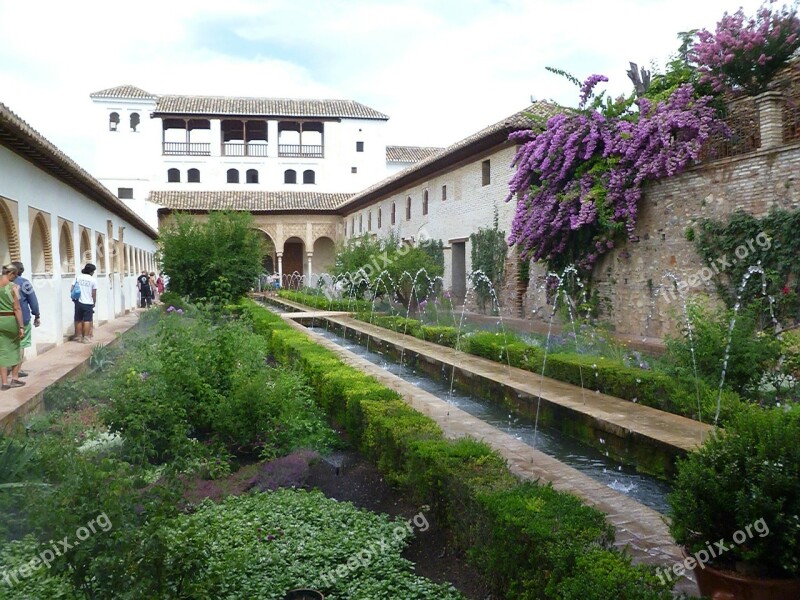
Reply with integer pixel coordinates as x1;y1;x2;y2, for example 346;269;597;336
694;562;800;599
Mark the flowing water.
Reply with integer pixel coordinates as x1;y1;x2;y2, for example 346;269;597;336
307;324;672;513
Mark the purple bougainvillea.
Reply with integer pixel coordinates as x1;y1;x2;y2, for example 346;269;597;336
508;78;719;270
689;1;800;95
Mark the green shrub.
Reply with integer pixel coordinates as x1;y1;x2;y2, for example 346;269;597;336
278;289;372;313
155;490;465;599
469;482;614;598
665;300;782;395
158;290;188;311
553;549;673;599
669;405;800;577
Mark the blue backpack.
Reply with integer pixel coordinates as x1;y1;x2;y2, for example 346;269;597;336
70;280;81;301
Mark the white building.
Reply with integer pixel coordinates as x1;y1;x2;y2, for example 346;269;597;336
0;101;158;357
89;85;441;230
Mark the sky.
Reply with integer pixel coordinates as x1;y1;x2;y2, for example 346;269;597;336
0;0;771;174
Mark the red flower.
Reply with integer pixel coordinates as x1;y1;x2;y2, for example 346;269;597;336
782;286;790;295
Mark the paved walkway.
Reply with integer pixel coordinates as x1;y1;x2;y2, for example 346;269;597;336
0;311;141;434
280;315;698;595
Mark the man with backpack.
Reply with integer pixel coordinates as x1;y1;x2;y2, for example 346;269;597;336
137;270;152;308
71;263;97;343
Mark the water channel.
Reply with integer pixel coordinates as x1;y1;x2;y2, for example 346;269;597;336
305;324;672;514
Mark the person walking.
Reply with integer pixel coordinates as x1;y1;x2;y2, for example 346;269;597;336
148;272;158;304
71;263;97;343
0;264;25;390
10;262;40;380
136;270;152;308
156;273;165;299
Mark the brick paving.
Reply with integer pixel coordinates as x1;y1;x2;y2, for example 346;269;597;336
0;311;141;434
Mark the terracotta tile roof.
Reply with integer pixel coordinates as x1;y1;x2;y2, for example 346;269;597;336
341;102;561;211
150;190;353;212
89;85;157;100
154;96;389;120
386;145;444;163
0;102;157;239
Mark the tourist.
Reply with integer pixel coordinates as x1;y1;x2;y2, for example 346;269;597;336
72;263;97;343
10;262;40;380
156;273;165;299
0;264;25;390
136;270;152;308
149;272;158;303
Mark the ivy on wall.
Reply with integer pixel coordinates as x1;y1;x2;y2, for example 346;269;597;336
470;209;507;313
693;208;800;325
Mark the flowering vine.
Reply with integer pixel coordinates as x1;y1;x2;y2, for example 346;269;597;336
507;75;719;272
689;1;800;95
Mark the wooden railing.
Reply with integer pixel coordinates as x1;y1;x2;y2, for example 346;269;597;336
222;142;269;157
278;144;323;158
162;142;210;156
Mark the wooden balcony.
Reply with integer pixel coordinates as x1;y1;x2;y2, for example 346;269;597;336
222;142;269;157
278;144;323;158
162;142;210;156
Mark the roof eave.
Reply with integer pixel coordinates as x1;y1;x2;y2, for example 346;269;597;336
0;113;158;240
340;127;518;214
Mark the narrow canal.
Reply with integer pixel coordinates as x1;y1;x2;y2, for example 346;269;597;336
308;325;673;514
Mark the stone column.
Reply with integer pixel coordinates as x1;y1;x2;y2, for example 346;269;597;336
277;252;283;282
755;90;785;150
307;252;313;286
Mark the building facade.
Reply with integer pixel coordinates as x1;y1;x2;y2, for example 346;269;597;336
0;101;158;357
90;85;441;231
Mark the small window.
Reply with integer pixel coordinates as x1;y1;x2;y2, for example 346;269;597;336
227;169;240;184
422;190;429;216
167;168;180;183
351;217;355;235
482;160;491;186
377;208;382;229
284;169;297;184
188;168;200;183
303;169;315;184
246;169;259;184
359;214;363;233
368;211;372;231
109;112;120;132
117;187;133;199
406;196;411;220
356;141;364;152
130;112;140;132
391;203;396;225
442;185;447;201
351;166;357;174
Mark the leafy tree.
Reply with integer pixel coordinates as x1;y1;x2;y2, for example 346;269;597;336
157;212;265;301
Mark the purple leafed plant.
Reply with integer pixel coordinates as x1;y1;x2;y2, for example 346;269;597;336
689;1;800;95
507;76;719;271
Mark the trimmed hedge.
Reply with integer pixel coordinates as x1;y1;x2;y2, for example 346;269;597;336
360;315;745;424
241;299;673;599
277;290;371;313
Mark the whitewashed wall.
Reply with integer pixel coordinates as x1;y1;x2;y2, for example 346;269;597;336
342;144;518;290
0;145;157;357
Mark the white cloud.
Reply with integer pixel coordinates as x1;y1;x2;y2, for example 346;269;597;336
0;0;770;171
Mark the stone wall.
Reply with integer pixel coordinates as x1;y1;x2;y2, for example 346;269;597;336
518;138;800;339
